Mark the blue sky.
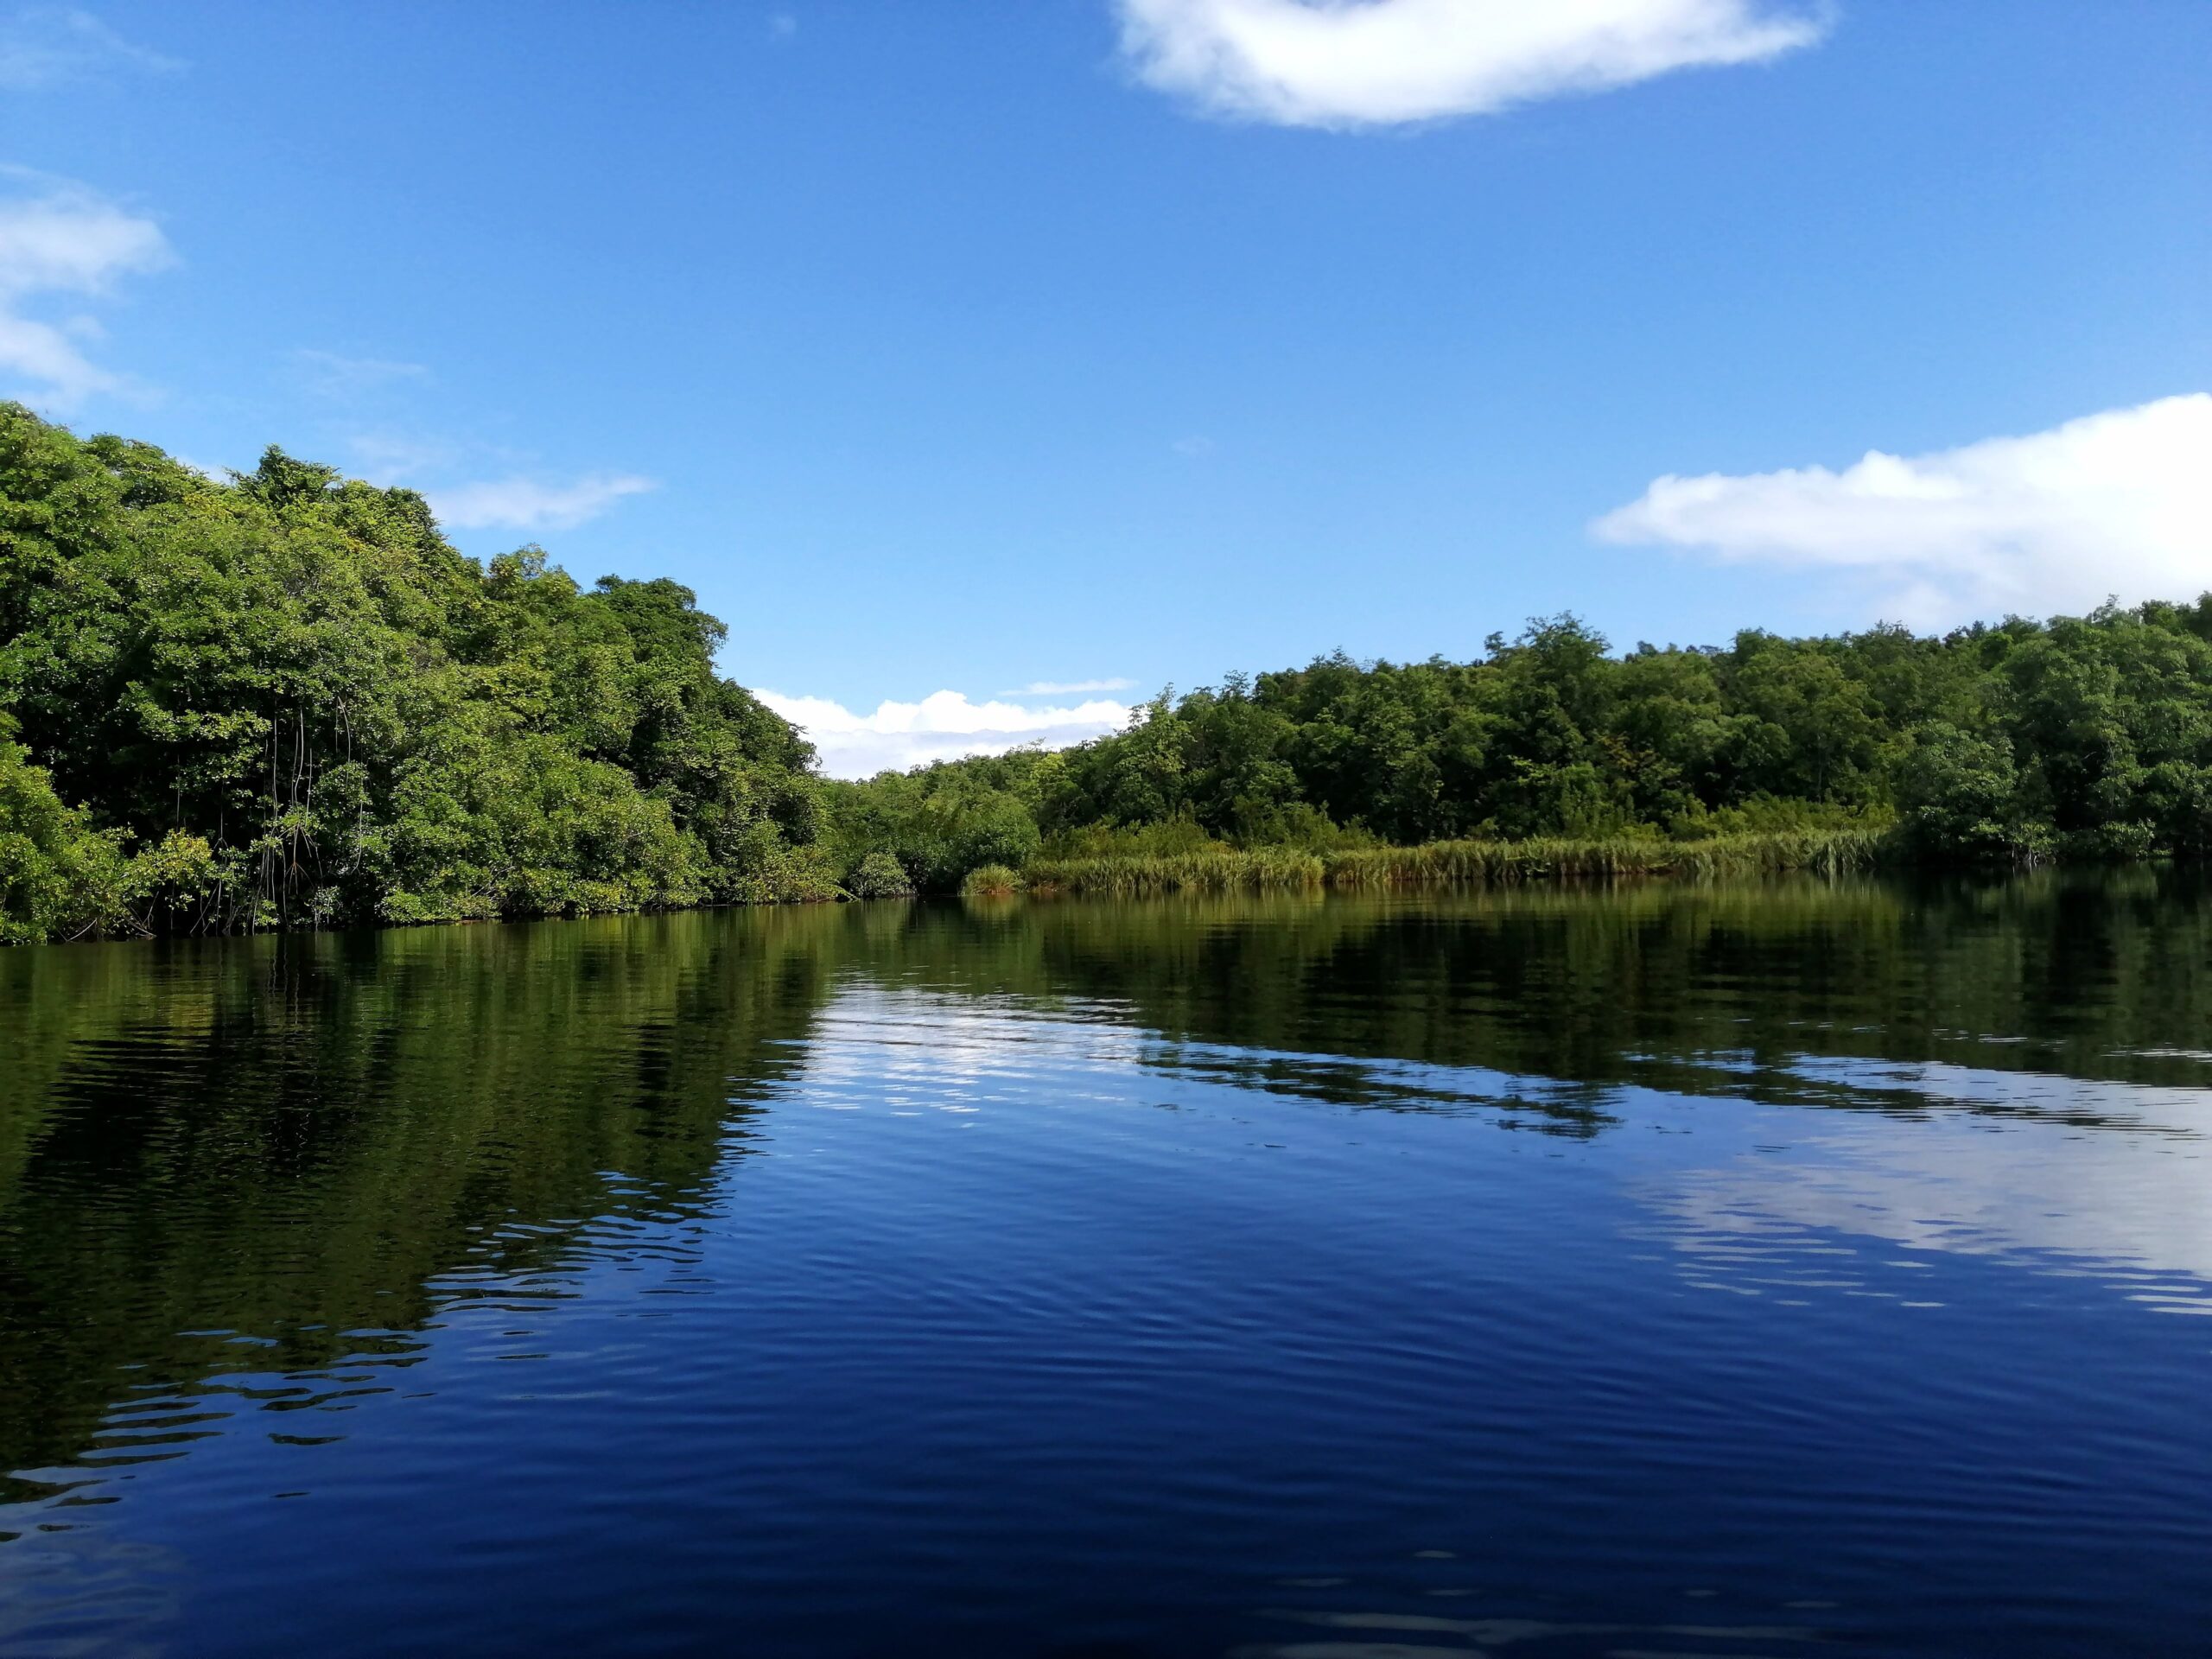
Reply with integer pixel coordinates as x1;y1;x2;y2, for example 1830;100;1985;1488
2;1;2206;772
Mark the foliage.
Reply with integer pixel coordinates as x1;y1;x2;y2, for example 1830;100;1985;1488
958;862;1025;897
844;850;915;899
0;726;130;943
821;753;1044;893
0;404;826;939
13;404;2212;940
842;601;2212;884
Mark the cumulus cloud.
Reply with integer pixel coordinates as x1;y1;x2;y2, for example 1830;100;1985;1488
758;689;1134;779
0;6;179;90
429;473;658;533
1115;0;1824;129
1592;396;2212;626
0;173;170;404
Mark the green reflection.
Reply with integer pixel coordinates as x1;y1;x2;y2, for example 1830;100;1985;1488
3;871;2209;1503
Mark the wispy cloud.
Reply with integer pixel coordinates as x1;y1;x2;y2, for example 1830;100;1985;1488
1116;0;1824;129
1002;677;1137;696
0;171;170;406
343;429;466;482
1592;395;2212;626
338;420;656;537
757;689;1132;779
0;5;179;89
429;473;660;533
293;347;429;400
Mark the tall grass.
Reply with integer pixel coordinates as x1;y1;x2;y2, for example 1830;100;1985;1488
1324;830;1884;887
1020;830;1885;897
1022;848;1325;896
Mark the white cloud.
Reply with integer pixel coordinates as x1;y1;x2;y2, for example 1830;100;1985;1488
345;429;465;481
1004;677;1138;696
0;6;180;90
294;347;429;399
0;173;170;405
1592;395;2212;626
758;689;1133;779
1116;0;1824;129
429;473;658;533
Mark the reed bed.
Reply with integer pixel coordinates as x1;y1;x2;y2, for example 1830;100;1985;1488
1020;830;1884;898
1022;849;1326;897
1322;830;1885;887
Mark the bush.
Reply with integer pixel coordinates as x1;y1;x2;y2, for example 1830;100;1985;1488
0;735;132;943
960;862;1023;897
1896;723;2050;863
845;850;914;899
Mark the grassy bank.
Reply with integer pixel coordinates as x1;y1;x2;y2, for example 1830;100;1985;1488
1325;829;1885;886
1020;830;1885;897
1022;848;1328;896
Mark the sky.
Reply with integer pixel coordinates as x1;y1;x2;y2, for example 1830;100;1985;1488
1;0;2206;775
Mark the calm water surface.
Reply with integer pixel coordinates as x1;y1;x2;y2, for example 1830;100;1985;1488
2;875;2209;1656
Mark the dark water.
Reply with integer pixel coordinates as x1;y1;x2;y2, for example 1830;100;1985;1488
3;876;2209;1658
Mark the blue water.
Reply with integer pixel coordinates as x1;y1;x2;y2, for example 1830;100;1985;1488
2;880;2208;1656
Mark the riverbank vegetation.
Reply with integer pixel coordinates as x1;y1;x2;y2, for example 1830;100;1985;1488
830;594;2212;893
9;404;2212;941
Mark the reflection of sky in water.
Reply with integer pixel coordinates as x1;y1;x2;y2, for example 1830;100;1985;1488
797;986;2212;1318
9;956;2212;1656
1631;1055;2212;1316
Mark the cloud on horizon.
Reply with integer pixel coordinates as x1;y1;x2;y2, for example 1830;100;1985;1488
1592;394;2212;626
758;689;1133;779
429;472;659;533
1115;0;1824;129
1004;677;1138;696
0;171;170;406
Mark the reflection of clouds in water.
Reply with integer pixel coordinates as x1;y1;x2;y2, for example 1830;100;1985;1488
1789;1054;2211;1138
794;990;2212;1316
790;983;1596;1128
788;985;1156;1118
1636;1066;2212;1316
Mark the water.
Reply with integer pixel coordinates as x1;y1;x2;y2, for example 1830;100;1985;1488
2;874;2209;1657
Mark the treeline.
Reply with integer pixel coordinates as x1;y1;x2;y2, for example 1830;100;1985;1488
10;404;2212;941
0;404;826;942
828;599;2212;888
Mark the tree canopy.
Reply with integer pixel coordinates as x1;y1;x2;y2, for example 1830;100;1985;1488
8;402;2212;940
0;403;829;938
829;609;2212;885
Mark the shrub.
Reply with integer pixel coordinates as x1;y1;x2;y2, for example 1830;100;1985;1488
0;734;132;943
845;850;914;899
960;862;1024;897
1895;723;2050;864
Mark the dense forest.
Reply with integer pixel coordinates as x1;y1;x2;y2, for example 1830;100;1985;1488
6;403;2212;940
833;591;2212;888
0;404;826;943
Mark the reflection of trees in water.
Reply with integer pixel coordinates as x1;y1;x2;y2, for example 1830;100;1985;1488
0;907;842;1500
880;868;2212;1124
3;869;2208;1509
